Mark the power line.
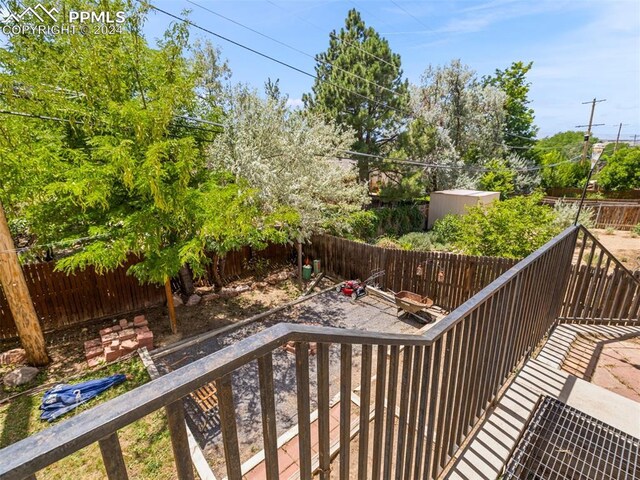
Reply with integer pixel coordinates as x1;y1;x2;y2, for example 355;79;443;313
341;149;583;172
389;0;433;32
140;1;407;117
266;0;397;69
185;0;400;97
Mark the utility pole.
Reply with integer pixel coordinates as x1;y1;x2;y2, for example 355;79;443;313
613;123;623;154
574;98;605;226
0;202;49;365
576;98;606;165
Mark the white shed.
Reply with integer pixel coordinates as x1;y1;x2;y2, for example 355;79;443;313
427;189;500;229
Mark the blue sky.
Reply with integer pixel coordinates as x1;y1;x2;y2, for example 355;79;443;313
143;0;640;140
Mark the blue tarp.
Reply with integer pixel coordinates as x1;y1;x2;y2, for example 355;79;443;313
40;374;126;422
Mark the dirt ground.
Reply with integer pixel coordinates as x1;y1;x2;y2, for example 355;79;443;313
0;269;303;401
592;228;640;272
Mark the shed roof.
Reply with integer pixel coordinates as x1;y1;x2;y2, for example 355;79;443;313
432;189;500;197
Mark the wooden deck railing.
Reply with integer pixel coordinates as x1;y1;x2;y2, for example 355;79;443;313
0;227;580;480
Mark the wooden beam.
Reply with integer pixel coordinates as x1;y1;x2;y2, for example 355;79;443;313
0;202;48;366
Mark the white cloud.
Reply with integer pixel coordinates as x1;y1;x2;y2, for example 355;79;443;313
286;98;304;109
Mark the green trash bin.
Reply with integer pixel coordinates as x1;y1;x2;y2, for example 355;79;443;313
302;265;313;281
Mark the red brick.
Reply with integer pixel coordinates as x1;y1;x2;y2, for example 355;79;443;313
133;314;146;325
99;327;113;336
112;325;122;332
87;357;102;368
135;326;150;335
119;318;129;328
101;332;119;345
85;346;103;360
120;339;139;353
118;328;135;341
84;338;101;350
105;346;120;362
137;330;153;341
110;339;120;349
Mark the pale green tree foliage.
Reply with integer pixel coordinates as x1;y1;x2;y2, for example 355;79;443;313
303;9;409;181
398;60;507;191
0;0;284;285
209;87;369;243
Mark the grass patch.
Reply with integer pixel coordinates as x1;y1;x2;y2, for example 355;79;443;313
0;357;176;478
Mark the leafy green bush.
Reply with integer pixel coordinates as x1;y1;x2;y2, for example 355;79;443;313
374;205;424;237
597;147;640;191
430;214;463;245
397;232;433;251
344;210;378;241
633;223;640;235
453;195;559;258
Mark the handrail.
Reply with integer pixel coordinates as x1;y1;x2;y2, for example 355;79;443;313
0;225;582;480
0;324;432;479
424;225;580;340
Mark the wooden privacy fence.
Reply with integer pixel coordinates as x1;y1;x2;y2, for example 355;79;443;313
305;235;517;312
0;257;165;340
560;226;640;324
0;244;291;340
542;197;640;230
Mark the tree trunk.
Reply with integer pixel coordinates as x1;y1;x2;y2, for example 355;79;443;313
0;203;49;366
178;264;194;296
165;279;178;334
358;158;369;184
211;254;224;289
297;241;303;290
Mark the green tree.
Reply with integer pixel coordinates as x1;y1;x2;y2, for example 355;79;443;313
597;147;640;191
479;159;516;198
407;60;507;191
303;9;409;181
0;1;283;289
535;131;596;188
484;61;538;160
209;86;368;244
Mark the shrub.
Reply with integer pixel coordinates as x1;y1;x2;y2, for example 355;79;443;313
373;205;424;237
430;214;463;245
398;232;433;251
453;194;559;258
344;210;378;241
597;147;640;191
633;223;640;235
375;237;402;249
552;200;594;230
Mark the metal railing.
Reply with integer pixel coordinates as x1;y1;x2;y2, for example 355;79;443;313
0;226;580;480
560;226;640;325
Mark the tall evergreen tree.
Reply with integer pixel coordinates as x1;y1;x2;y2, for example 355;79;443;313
303;9;408;182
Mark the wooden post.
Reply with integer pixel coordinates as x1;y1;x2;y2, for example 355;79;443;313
297;240;303;290
0;203;49;366
165;278;178;334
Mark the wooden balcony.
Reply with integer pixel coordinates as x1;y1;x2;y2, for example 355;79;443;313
0;225;637;480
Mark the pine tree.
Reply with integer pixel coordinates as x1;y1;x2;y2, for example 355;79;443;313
303;9;408;182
